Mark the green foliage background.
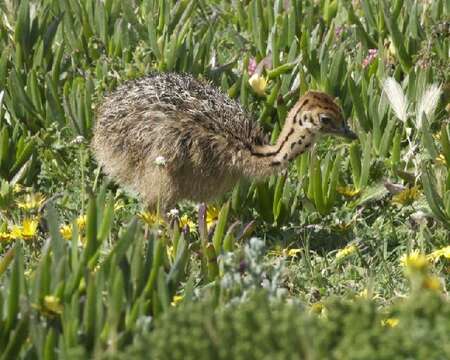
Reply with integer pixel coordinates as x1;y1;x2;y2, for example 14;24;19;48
0;0;449;358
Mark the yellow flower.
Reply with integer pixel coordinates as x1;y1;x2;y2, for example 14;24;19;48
356;288;381;300
387;37;397;57
310;302;325;314
17;193;45;211
381;318;399;328
333;221;354;231
166;245;175;260
392;186;421;206
400;249;428;271
268;246;302;258
336;186;361;198
336;244;357;260
423;275;442;291
24;269;33;278
138;211;164;226
60;216;87;243
427;246;450;262
179;214;196;232
440;246;450;259
10;226;23;240
435;154;446;166
267;246;283;257
21;219;38;239
248;73;267;96
0;231;11;242
13;184;24;194
76;215;87;230
357;289;369;299
9;219;39;240
287;248;302;258
43;295;63;315
114;200;125;211
206;206;220;230
60;224;73;240
171;295;184;307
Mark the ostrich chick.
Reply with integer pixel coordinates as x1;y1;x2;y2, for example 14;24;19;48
92;72;356;212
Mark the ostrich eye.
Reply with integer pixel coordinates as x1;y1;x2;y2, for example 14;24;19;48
320;115;333;125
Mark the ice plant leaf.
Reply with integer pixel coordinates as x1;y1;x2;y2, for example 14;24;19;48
422;165;450;229
0;247;15;278
212;201;230;255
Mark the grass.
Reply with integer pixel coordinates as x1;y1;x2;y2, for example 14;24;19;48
0;0;449;358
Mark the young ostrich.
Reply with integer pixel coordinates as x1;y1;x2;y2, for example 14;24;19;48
92;72;356;212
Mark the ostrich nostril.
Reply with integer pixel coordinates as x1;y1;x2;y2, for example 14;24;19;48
342;125;357;140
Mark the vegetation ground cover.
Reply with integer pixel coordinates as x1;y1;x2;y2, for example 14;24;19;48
0;0;449;358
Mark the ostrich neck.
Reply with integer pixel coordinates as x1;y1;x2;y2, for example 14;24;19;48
244;114;317;178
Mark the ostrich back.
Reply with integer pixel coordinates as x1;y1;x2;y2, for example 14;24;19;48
94;72;266;161
92;72;266;207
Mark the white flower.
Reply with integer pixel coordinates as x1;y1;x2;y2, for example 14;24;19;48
383;77;408;122
154;156;166;167
167;208;179;217
416;83;442;128
410;211;428;226
71;135;86;144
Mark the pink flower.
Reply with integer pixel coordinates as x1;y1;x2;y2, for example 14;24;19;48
248;58;257;76
362;48;378;68
335;26;344;38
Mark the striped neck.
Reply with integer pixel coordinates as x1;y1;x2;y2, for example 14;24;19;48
243;90;349;178
250;105;319;168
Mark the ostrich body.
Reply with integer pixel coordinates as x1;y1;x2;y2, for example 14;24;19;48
92;72;356;211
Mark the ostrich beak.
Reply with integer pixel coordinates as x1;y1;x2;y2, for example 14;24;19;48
339;124;358;140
